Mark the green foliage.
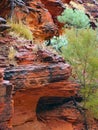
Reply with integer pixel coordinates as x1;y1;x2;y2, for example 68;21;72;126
9;21;33;40
57;8;90;28
45;35;68;52
82;89;98;118
61;28;98;118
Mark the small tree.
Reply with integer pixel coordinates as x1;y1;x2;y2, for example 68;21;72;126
49;7;98;130
61;28;98;129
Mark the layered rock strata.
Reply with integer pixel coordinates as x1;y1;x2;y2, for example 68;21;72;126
0;0;97;38
4;49;79;130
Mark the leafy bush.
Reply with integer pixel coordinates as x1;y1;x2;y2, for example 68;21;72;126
9;21;33;40
45;35;68;52
61;28;98;118
57;8;90;28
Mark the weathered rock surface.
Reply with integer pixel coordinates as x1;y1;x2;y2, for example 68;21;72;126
25;0;57;41
0;69;13;130
0;1;98;130
25;0;70;40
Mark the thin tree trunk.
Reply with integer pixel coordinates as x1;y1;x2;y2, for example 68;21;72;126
71;96;89;130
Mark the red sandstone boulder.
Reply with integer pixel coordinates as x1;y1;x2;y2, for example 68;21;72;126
25;0;57;40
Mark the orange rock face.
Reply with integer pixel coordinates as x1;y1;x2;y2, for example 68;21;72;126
41;0;65;16
62;0;71;3
0;1;98;130
4;46;79;129
0;0;71;40
6;66;78;130
25;0;58;41
25;0;71;39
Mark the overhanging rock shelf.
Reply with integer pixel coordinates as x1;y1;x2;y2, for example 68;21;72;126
4;50;79;130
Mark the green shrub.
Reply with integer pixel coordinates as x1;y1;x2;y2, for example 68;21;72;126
57;8;90;28
61;28;98;118
45;35;68;52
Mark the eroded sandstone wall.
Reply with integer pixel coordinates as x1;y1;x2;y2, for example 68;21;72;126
0;36;79;130
4;48;79;130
